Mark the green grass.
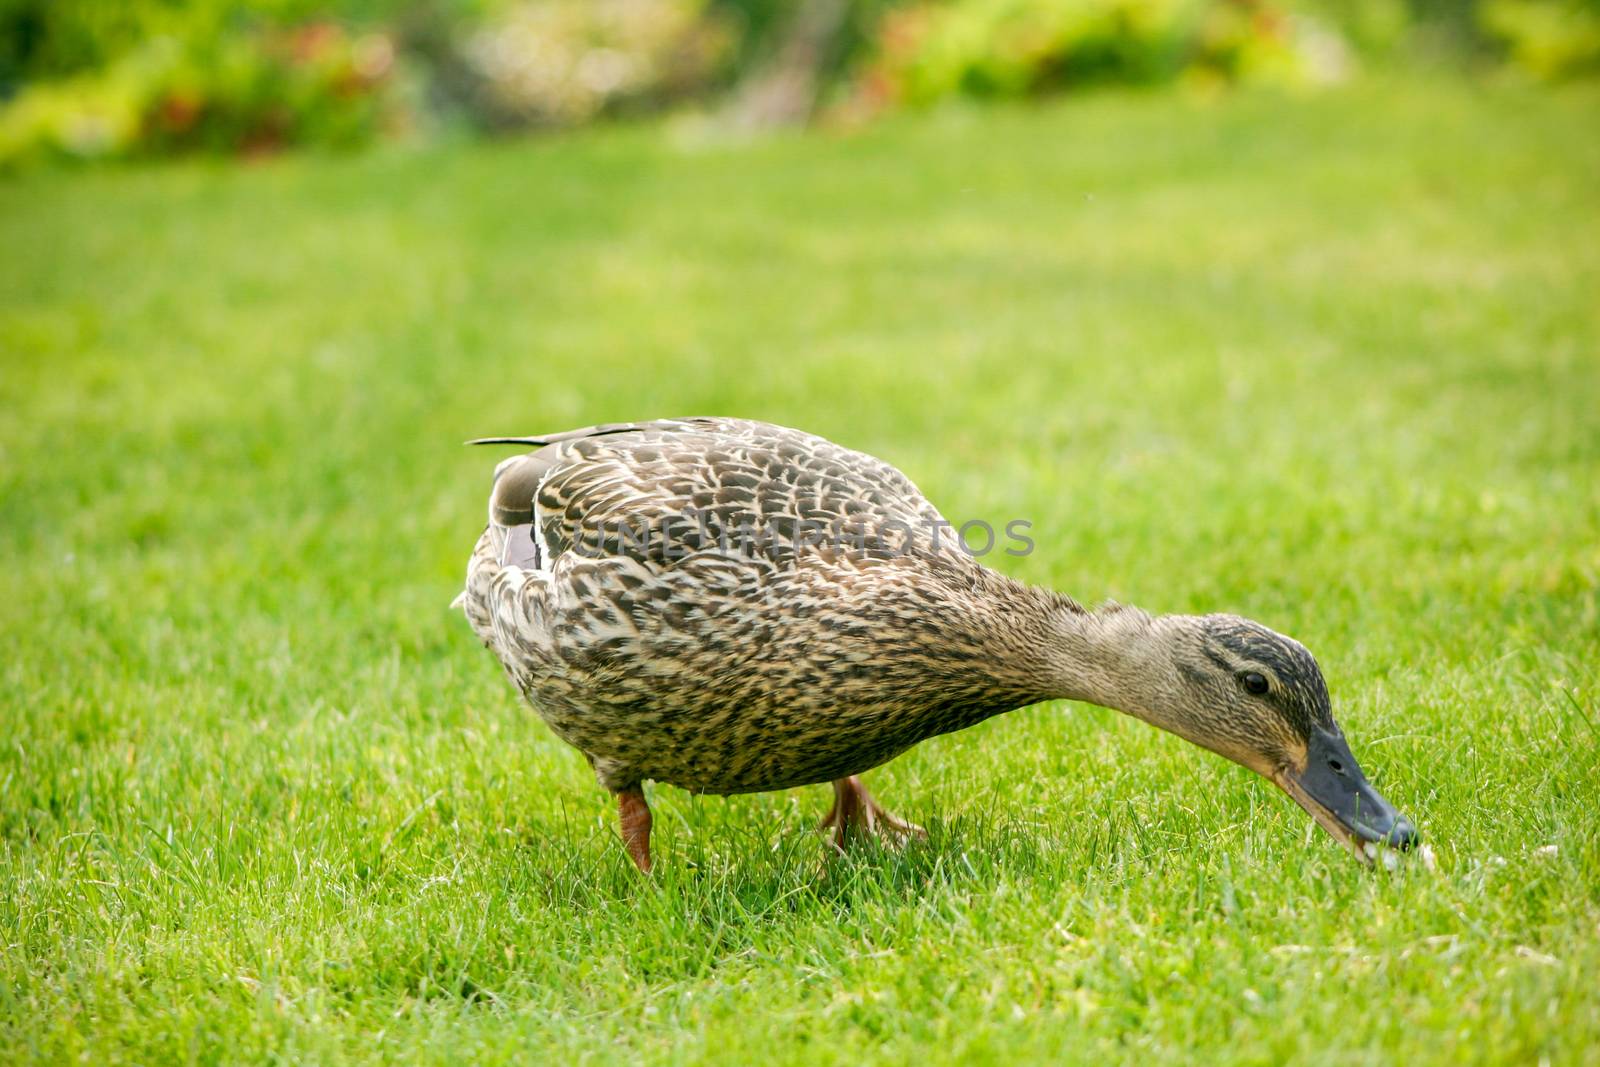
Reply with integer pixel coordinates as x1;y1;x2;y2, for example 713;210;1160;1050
2;78;1599;1064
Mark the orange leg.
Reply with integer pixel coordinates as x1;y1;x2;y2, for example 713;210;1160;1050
617;788;654;873
818;775;925;854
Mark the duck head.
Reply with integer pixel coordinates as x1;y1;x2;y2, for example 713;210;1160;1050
1069;610;1419;864
1163;614;1419;862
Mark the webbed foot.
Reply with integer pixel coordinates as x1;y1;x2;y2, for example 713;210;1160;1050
819;775;925;854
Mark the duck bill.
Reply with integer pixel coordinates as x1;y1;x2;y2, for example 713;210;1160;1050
1271;726;1418;865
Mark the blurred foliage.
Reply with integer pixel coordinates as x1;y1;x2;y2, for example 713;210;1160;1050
456;0;732;126
0;0;418;89
1292;0;1413;57
0;0;1596;168
1479;0;1600;77
0;21;401;167
712;0;900;92
847;0;1351;111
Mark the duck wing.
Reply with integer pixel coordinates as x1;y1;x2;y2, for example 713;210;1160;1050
474;417;948;572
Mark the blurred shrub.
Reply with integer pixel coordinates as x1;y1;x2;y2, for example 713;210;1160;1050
710;1;896;96
0;0;422;90
1;0;208;89
0;21;400;167
456;0;732;126
3;0;1595;168
850;0;1351;109
1289;0;1412;58
857;0;1356;107
1479;0;1600;77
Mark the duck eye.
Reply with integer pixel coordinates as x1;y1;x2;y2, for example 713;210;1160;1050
1240;672;1269;696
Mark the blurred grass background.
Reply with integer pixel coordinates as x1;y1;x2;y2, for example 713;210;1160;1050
2;71;1598;1062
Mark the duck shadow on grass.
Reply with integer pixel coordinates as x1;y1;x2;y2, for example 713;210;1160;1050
471;809;1177;989
395;803;1317;1001
508;801;1153;914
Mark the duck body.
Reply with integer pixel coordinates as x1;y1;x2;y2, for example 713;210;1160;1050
458;417;1421;872
461;417;1062;797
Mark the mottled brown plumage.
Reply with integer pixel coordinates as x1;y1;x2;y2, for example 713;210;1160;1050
456;417;1419;872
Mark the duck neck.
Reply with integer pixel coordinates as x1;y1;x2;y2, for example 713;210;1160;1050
989;588;1187;735
1051;603;1182;717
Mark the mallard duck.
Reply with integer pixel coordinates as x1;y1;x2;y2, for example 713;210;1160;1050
456;417;1418;872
